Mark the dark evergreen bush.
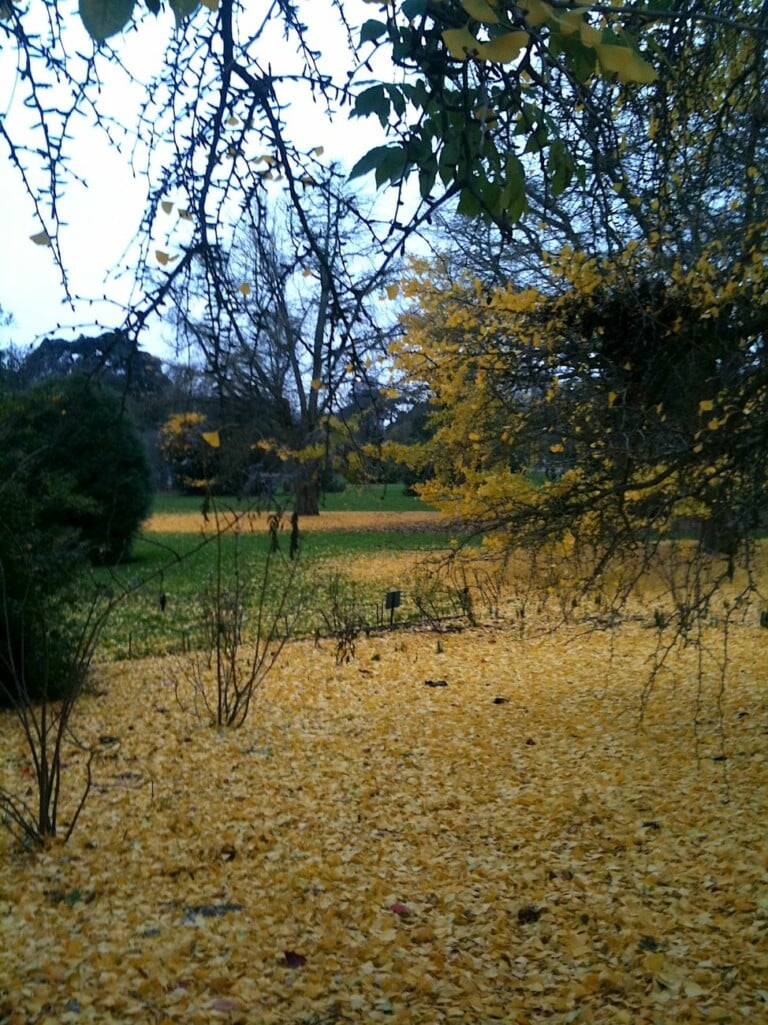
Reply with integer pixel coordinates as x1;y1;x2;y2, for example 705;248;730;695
0;443;85;705
5;376;153;563
0;377;153;703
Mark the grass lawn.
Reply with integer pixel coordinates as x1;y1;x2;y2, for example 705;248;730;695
151;483;429;517
97;532;456;662
95;496;456;661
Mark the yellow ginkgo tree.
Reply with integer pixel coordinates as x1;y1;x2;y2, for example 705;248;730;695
390;232;768;618
158;412;223;493
382;0;768;629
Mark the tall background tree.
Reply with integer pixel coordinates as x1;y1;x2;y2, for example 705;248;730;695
168;169;402;510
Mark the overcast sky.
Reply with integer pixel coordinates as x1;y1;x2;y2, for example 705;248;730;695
0;2;391;359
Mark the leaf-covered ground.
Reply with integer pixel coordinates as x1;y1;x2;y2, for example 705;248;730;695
141;510;443;535
2;619;767;1025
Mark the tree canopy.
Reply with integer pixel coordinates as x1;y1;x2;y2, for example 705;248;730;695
4;0;768;622
388;98;768;624
5;1;763;333
0;375;152;707
365;2;768;632
12;332;168;395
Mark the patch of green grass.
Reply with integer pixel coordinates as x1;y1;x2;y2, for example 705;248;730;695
320;483;428;513
94;524;455;661
149;493;235;515
95;531;272;660
300;529;450;559
150;483;428;517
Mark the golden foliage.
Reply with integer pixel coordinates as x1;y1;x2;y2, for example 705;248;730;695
390;240;768;568
142;510;443;535
1;622;767;1023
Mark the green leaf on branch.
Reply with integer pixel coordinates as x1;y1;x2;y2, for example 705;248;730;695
547;138;574;197
438;136;462;185
349;145;409;188
499;152;527;221
374;146;410;188
360;19;387;44
524;124;549;154
385;84;407;118
418;153;438;198
400;80;431;110
549;29;597;84
169;0;200;27
353;86;391;126
79;0;135;42
402;0;428;18
456;188;482;218
349;146;394;181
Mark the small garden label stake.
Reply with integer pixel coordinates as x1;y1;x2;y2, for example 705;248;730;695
385;590;401;627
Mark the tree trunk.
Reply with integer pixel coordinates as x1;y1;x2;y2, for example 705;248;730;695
294;479;319;516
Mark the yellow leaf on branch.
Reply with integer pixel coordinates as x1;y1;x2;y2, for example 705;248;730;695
596;43;656;84
522;0;551;26
580;21;601;48
555;9;583;34
476;31;529;62
442;26;479;59
461;0;500;24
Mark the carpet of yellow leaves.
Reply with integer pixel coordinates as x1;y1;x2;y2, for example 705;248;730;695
142;511;443;534
1;619;767;1024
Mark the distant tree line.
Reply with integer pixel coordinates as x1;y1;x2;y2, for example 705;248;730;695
0;328;432;503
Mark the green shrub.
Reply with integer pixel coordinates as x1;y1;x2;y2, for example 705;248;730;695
3;376;153;564
0;468;86;706
320;470;348;494
0;377;152;704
